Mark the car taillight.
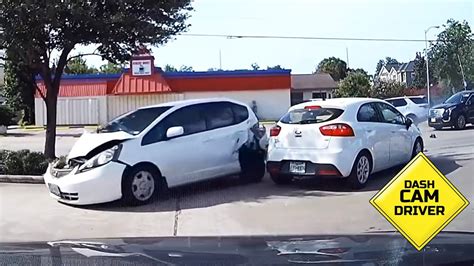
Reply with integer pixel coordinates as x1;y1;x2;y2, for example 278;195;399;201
270;126;281;137
319;123;354;137
304;105;321;110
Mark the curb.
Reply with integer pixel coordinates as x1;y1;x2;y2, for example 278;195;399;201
0;175;44;184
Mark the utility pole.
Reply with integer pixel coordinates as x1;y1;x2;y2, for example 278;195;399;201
457;54;467;90
345;47;349;67
424;25;440;107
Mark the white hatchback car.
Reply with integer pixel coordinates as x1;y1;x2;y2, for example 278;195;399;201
44;98;267;205
266;98;423;188
385;95;429;124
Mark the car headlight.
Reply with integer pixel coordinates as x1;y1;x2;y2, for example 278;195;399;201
78;145;121;172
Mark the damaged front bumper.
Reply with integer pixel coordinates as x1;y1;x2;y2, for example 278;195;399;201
44;161;127;205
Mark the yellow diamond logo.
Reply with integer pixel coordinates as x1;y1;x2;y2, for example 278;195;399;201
370;153;469;251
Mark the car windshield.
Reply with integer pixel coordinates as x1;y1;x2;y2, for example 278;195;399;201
280;107;343;124
409;97;428;104
99;107;171;135
444;92;470;104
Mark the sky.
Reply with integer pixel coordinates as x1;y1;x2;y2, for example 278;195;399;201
85;0;473;75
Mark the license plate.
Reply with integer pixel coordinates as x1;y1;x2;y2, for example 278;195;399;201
48;183;61;196
289;162;306;174
431;118;436;123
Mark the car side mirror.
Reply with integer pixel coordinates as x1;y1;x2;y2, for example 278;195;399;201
405;118;413;129
166;126;184;139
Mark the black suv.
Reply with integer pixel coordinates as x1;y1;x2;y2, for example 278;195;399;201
428;90;474;130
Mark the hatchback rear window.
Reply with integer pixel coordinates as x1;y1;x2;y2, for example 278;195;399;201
409;97;428;104
280;107;343;124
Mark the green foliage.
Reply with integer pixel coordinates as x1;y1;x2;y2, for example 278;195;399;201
164;64;178;72
99;62;123;74
266;65;284;70
412;52;428;89
0;149;48;175
429;19;473;90
65;57;98;74
369;81;405;99
316;57;347;81
179;65;194;72
163;65;194;72
251;63;260;70
0;105;15;126
334;72;371;98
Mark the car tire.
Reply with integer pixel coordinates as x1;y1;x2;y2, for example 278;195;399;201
454;114;466;130
347;152;372;189
411;138;424;159
122;165;160;206
239;146;265;183
270;174;293;185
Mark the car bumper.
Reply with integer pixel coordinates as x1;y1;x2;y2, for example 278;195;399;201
43;161;127;205
266;147;355;177
428;117;452;128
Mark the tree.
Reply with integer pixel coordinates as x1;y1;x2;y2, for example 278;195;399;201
369;80;405;99
179;65;194;72
99;62;123;74
251;63;260;70
412;52;428;88
334;72;371;98
164;64;178;72
316;57;347;81
429;19;473;90
266;65;284;70
1;50;36;124
65;57;98;74
385;57;399;65
0;1;192;159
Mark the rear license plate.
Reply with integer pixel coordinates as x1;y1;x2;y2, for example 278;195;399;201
430;118;436;123
289;162;306;174
48;183;61;196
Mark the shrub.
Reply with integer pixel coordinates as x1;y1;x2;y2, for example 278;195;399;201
0;149;49;175
0;106;15;126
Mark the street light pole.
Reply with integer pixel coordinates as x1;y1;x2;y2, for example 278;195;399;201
425;25;439;107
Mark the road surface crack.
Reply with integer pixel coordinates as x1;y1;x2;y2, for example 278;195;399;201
173;197;181;236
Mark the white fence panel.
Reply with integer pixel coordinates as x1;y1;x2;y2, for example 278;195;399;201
107;93;184;121
35;97;101;126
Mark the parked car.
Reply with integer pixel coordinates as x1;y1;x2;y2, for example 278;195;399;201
266;98;423;188
428;90;474;130
385;95;429;123
44;98;268;205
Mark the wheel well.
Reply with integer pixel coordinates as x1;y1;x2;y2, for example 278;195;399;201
415;137;424;149
357;149;373;172
123;162;167;187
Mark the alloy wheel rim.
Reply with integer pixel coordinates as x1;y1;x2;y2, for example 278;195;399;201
415;142;422;154
356;156;370;184
132;171;155;201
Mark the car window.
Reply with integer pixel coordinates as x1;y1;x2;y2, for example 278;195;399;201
99;107;171;135
204;102;235;129
231;103;249;124
357;103;379;122
376;103;405;125
445;92;471;104
142;105;206;145
280;107;343;124
408;97;428;104
386;98;407;107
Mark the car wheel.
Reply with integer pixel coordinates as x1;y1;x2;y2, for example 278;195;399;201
454;114;466;130
122;165;159;205
411;138;424;159
270;174;293;185
347;152;371;189
239;147;265;183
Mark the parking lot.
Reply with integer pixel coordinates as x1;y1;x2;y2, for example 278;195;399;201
0;123;473;242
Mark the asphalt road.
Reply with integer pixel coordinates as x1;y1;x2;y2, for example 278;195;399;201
0;123;473;242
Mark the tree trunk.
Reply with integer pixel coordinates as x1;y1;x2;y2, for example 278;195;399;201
44;90;58;160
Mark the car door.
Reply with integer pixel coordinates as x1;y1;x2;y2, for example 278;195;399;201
140;104;212;187
375;102;412;166
466;94;474;123
201;102;248;178
356;102;390;172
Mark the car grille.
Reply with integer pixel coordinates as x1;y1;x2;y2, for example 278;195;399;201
60;192;79;201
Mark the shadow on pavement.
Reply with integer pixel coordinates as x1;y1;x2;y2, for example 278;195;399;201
1;132;37;137
79;154;462;213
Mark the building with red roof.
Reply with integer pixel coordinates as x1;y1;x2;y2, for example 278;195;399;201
35;53;291;126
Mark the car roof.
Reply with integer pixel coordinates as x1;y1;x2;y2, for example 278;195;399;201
137;97;246;110
290;98;385;110
385;95;425;100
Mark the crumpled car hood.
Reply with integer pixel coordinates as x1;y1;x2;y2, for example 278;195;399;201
67;131;133;159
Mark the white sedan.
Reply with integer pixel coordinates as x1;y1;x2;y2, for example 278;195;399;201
266;98;423;188
44;98;267;205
